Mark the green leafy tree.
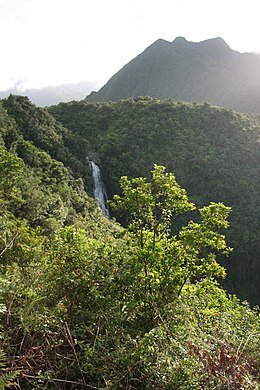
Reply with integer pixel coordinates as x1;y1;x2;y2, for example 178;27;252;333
0;164;258;389
110;165;232;314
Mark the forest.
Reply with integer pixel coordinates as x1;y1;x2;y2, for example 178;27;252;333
49;96;260;306
0;94;259;388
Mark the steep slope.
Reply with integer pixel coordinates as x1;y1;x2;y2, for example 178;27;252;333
0;96;105;232
87;37;260;113
1;98;260;389
49;98;260;305
2;95;93;191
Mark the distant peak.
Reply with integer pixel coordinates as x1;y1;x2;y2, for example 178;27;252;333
172;36;188;44
151;38;171;47
172;37;190;49
154;38;169;44
214;36;227;43
197;37;233;57
200;37;231;49
171;36;233;57
145;38;172;52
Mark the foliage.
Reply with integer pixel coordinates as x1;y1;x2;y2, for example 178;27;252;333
109;165;231;315
0;350;18;389
2;95;92;190
0;96;259;387
49;97;260;306
0;160;259;388
0;98;102;234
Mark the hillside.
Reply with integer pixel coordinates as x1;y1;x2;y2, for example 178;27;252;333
0;81;98;107
0;95;109;232
0;96;259;388
87;37;260;114
49;97;260;306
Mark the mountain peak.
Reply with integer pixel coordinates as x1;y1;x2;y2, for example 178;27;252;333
197;37;233;59
87;36;260;111
170;36;232;58
172;36;188;44
199;36;231;50
172;36;231;50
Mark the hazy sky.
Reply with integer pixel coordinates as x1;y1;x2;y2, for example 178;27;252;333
1;0;260;90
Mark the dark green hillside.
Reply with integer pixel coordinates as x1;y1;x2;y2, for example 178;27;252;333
87;37;260;114
0;97;260;388
49;97;260;305
2;95;93;191
0;98;104;232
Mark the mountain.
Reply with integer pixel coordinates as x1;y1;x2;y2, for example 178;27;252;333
0;81;99;106
87;37;260;113
49;97;260;306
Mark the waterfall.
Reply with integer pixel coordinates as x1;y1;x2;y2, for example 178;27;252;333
90;161;110;218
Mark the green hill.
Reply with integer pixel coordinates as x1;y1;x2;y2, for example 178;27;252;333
0;95;259;388
0;95;108;232
49;97;260;306
87;37;260;114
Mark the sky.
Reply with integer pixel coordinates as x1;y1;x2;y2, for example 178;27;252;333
1;0;260;91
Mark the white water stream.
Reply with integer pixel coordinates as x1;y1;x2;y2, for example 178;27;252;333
90;161;110;218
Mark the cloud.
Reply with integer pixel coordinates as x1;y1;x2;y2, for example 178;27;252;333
12;79;25;92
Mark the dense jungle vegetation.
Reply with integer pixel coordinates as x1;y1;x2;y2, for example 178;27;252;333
49;96;260;306
0;95;259;389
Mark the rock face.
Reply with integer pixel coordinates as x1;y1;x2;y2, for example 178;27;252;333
87;37;260;113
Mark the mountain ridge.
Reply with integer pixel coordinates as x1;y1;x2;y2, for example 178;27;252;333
86;37;260;113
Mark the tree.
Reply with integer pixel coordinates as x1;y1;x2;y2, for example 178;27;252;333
110;165;232;312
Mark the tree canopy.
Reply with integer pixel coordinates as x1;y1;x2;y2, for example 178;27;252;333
49;97;260;305
0;96;259;388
